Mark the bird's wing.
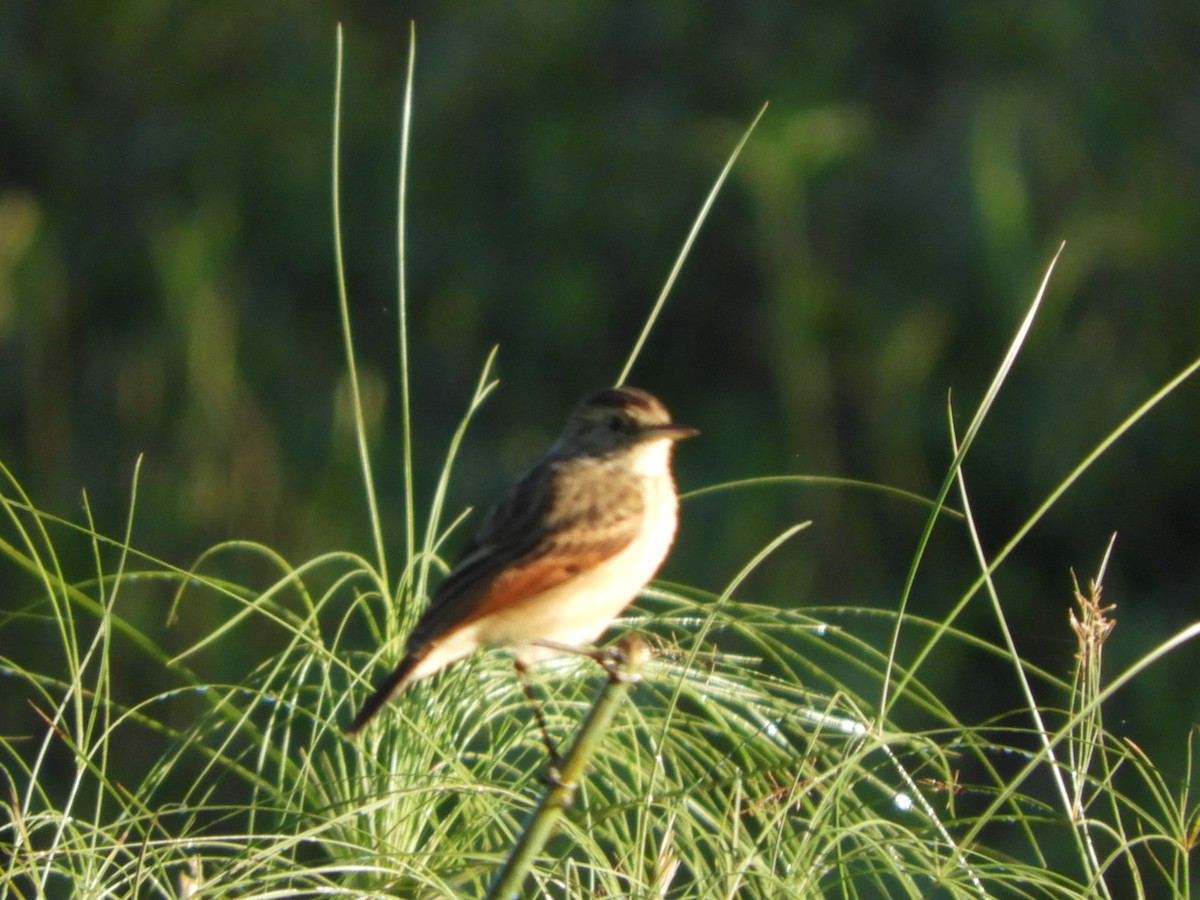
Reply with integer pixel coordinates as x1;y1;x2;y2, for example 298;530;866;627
346;459;645;736
405;458;644;652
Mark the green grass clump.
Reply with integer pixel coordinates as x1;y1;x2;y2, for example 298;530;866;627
4;447;1199;898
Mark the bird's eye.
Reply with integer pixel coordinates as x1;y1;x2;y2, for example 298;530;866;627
606;414;626;431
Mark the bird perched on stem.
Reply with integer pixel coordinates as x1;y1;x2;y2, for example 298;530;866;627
346;385;697;737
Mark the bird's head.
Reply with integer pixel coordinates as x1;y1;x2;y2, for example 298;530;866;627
556;386;698;462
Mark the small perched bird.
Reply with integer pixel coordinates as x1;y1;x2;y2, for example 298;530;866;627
346;386;697;736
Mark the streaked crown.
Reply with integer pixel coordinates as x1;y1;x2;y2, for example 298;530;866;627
556;386;698;456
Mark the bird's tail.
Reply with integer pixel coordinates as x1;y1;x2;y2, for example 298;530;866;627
345;654;419;737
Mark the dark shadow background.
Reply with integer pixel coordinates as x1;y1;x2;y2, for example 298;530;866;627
2;0;1198;814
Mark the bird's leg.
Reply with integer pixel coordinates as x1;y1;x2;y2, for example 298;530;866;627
513;658;562;764
532;635;652;684
601;634;653;684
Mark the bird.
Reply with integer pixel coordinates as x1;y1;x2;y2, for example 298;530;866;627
345;385;697;737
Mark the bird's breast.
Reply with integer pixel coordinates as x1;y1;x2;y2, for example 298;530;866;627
477;470;679;656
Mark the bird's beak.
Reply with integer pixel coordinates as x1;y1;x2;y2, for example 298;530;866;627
642;422;700;442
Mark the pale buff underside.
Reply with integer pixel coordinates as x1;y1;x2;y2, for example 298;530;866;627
405;439;679;680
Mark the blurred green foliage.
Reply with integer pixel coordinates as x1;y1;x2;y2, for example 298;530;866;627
2;4;1198;750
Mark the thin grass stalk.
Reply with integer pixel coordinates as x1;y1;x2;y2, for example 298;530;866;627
892;349;1200;716
947;415;1107;897
616;103;768;386
414;349;499;611
395;23;417;579
961;618;1200;851
331;25;389;591
880;242;1063;721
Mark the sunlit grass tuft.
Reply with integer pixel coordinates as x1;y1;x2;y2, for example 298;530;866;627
3;439;1200;896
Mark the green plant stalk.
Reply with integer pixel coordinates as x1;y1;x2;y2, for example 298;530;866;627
616;102;767;387
331;25;389;591
879;243;1063;722
487;636;651;900
395;22;417;577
